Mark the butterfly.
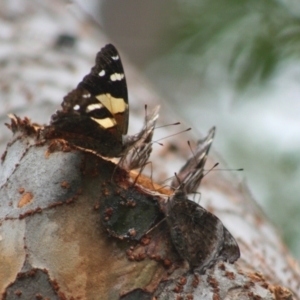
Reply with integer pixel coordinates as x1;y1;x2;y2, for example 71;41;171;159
48;44;158;161
171;126;215;194
163;127;240;273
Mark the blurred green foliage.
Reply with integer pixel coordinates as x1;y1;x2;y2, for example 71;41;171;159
160;0;300;90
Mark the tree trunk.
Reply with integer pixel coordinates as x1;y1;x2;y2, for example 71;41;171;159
0;1;299;299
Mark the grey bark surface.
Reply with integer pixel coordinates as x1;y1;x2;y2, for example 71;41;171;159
0;1;299;299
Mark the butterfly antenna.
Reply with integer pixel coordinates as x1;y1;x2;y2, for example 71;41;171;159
210;167;244;171
154;121;181;129
202;162;243;182
154;128;192;144
203;162;219;177
151;141;164;147
148;125;191;149
151;127;192;148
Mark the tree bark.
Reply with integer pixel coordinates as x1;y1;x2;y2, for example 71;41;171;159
0;1;299;299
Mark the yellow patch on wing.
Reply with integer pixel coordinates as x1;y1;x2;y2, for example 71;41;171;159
91;117;116;129
96;94;128;115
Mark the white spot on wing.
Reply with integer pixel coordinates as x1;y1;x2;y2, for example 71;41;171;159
111;55;119;60
83;93;91;98
110;73;124;81
73;104;80;110
86;103;103;113
99;70;105;77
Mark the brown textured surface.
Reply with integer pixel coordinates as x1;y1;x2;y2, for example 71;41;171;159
0;111;297;300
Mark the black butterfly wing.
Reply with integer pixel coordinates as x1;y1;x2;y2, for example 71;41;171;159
219;226;240;264
79;44;129;135
166;195;240;273
48;44;129;157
